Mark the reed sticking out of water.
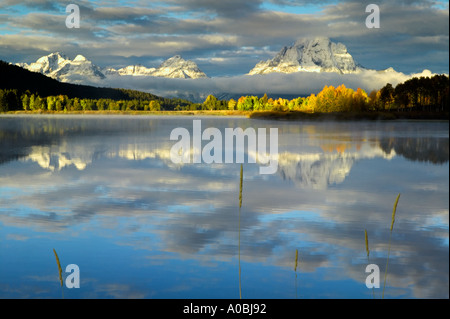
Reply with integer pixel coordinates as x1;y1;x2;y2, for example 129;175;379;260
294;249;299;299
239;164;243;209
390;193;400;232
365;230;369;258
53;248;64;299
238;164;243;299
53;249;63;287
382;193;401;299
365;229;375;299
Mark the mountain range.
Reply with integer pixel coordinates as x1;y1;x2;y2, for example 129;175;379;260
16;53;208;83
10;36;408;104
104;55;208;79
15;37;382;85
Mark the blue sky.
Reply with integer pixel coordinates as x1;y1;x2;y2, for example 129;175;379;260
0;0;448;78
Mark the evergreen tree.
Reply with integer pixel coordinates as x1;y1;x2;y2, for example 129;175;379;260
380;83;395;110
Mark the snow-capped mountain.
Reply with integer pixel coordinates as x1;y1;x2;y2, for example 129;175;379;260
104;64;156;76
17;53;208;83
16;52;69;75
106;55;207;79
17;52;106;83
249;37;363;75
150;55;208;79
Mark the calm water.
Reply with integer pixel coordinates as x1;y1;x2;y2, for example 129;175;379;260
0;115;448;299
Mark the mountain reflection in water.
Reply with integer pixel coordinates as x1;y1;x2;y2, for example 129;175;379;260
0;115;448;299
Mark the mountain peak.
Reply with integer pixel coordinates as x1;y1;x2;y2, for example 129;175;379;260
249;37;362;75
293;36;330;46
154;55;208;79
73;54;88;62
111;64;156;76
35;52;69;66
159;55;187;67
104;55;207;79
17;52;105;83
37;52;67;60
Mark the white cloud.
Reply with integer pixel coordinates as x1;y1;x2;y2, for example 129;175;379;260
77;68;441;101
1;0;448;75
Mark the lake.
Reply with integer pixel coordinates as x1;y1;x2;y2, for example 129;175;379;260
0;114;448;299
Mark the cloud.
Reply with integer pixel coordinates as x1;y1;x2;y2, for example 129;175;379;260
1;0;448;75
0;0;62;10
76;67;440;102
163;0;265;17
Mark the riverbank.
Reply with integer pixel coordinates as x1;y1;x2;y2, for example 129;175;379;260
1;110;252;117
1;109;448;120
248;110;449;121
0;110;252;117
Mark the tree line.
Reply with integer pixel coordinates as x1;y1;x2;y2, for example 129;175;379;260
180;74;447;113
0;56;448;115
0;90;194;112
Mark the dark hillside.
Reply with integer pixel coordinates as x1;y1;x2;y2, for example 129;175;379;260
0;60;159;101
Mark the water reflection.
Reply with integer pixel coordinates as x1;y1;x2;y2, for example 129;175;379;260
0;115;448;299
379;137;449;164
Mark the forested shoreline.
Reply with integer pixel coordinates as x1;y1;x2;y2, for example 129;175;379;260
1;59;448;118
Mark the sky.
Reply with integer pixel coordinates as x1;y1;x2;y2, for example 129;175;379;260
0;0;449;98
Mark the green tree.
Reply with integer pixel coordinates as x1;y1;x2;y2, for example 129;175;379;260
80;99;88;111
65;97;73;111
0;90;7;112
55;99;62;112
228;98;236;110
73;98;81;111
34;95;44;110
47;96;56;111
22;94;30;111
260;93;269;108
149;100;161;111
29;94;36;110
203;95;219;110
96;99;106;111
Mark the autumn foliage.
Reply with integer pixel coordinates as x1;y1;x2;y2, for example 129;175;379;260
228;74;448;113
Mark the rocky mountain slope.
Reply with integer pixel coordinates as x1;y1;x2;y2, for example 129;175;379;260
249;37;363;75
17;52;106;82
17;53;207;83
105;55;207;79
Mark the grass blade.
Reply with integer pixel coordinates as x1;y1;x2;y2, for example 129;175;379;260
53;248;65;299
53;248;63;287
365;229;369;257
239;164;243;209
294;249;299;299
390;193;400;232
364;229;375;299
383;193;401;299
